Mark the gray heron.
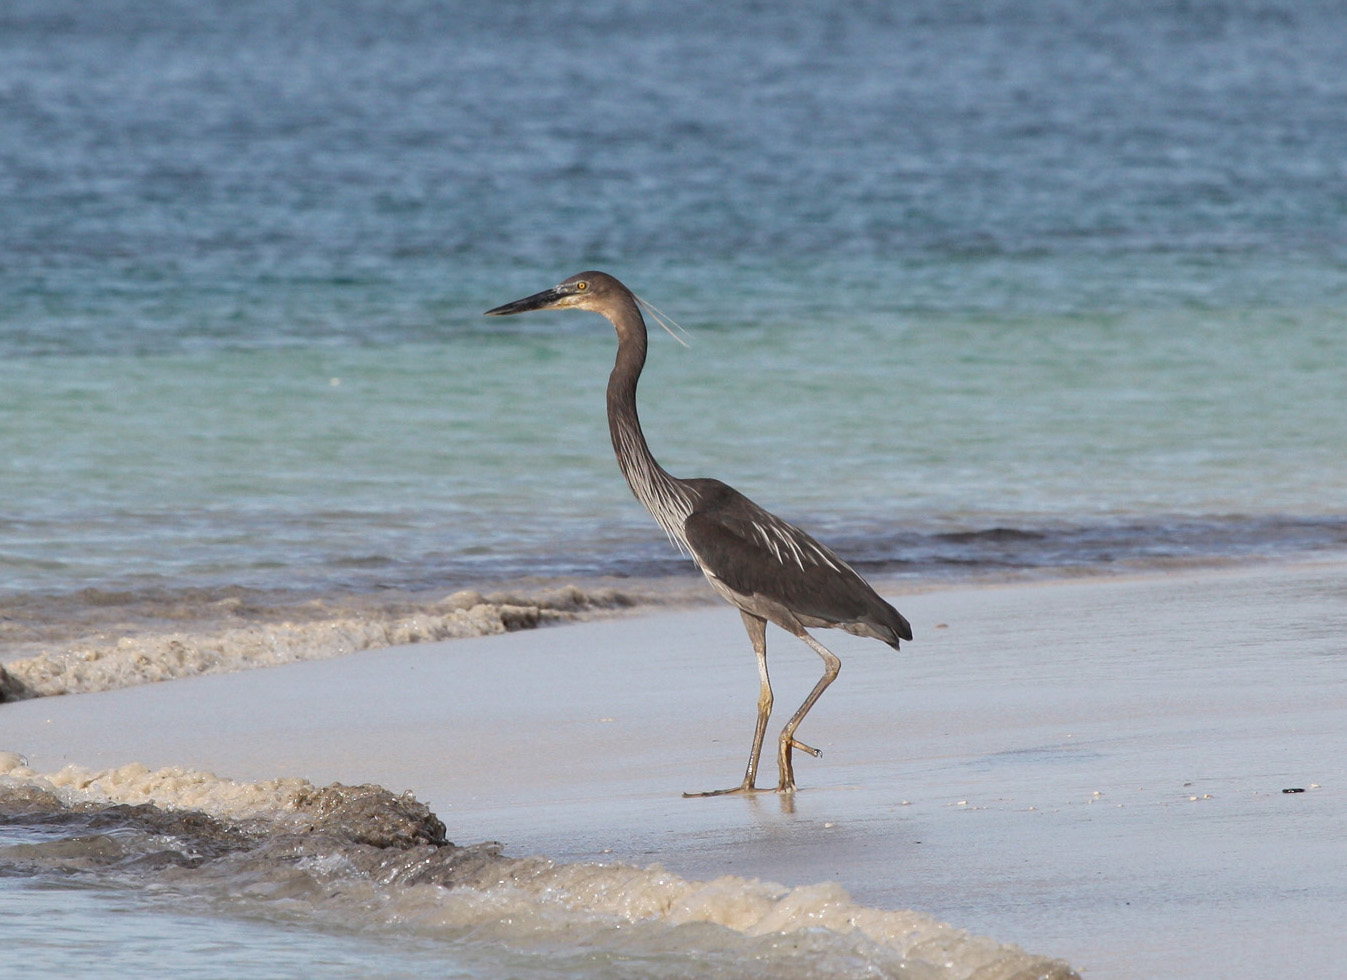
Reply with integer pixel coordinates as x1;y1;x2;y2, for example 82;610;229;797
486;271;911;795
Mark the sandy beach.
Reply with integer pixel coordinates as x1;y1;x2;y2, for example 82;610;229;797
2;558;1344;979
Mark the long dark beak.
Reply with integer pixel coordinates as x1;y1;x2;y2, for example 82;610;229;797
484;286;565;316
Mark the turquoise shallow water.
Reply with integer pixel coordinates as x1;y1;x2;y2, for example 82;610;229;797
3;287;1344;598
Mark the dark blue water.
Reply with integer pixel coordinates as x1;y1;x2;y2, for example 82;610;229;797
7;1;1347;335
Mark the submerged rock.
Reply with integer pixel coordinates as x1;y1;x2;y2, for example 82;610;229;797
290;782;449;848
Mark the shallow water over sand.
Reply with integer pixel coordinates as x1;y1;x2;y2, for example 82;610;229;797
0;765;1075;980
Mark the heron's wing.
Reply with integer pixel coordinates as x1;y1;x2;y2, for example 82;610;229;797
682;481;876;623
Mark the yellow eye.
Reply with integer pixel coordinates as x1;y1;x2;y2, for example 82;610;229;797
575;281;588;291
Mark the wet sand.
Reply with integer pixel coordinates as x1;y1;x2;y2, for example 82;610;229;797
2;559;1344;979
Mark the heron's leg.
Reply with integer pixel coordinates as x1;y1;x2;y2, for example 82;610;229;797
776;632;841;793
683;612;774;798
740;611;773;789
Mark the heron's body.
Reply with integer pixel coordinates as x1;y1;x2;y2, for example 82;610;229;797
487;271;911;794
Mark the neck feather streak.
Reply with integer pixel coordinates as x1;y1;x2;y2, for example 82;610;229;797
606;322;694;554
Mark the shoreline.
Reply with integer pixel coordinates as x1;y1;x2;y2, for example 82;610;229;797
2;556;1344;978
0;575;725;700
4;550;1336;699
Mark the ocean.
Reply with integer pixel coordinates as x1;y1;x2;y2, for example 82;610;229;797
2;0;1346;976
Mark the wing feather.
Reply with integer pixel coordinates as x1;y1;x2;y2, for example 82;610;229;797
681;481;879;626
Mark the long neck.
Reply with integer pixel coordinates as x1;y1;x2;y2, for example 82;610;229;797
604;298;694;550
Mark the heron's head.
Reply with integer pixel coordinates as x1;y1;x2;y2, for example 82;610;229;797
484;271;619;317
485;272;688;346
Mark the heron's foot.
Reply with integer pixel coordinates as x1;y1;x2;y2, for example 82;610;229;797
683;781;774;799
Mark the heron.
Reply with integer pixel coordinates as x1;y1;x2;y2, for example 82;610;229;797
485;272;912;795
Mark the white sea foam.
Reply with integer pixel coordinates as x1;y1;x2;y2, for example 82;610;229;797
0;759;316;825
0;758;1077;980
0;585;667;701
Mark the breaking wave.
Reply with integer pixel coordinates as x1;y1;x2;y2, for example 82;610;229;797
0;584;680;701
0;758;1078;980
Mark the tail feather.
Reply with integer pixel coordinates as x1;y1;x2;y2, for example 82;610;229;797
845;599;913;650
878;608;913;649
872;592;913;648
891;608;914;645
